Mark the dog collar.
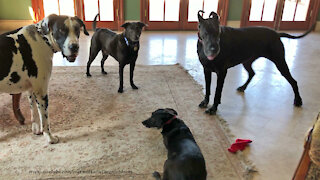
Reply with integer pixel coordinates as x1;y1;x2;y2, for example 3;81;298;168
124;36;129;46
164;116;176;125
35;23;57;53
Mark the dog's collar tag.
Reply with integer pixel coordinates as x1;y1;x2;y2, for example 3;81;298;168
124;36;129;46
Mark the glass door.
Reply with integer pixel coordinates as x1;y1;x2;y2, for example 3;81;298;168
82;0;119;30
146;0;182;30
42;0;76;17
182;0;221;30
279;0;313;30
245;0;278;28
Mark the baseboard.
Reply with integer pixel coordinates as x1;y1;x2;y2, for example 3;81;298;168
0;20;34;31
316;21;320;32
226;21;241;28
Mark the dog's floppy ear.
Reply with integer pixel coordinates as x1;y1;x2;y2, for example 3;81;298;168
198;10;205;23
121;22;130;29
41;14;58;35
209;11;220;21
165;108;178;116
74;16;89;36
137;22;147;29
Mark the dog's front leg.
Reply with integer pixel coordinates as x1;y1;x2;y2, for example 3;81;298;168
199;68;211;108
206;70;227;115
27;92;42;135
130;62;138;90
33;92;59;144
118;64;125;93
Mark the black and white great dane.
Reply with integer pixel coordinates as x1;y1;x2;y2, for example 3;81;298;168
0;14;89;144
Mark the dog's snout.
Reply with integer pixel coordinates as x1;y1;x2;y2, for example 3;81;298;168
69;44;79;52
210;46;215;51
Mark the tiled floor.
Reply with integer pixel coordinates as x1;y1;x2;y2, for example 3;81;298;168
9;29;320;179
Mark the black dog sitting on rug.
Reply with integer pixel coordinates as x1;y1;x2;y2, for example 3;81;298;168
142;108;207;180
197;10;314;115
86;14;146;93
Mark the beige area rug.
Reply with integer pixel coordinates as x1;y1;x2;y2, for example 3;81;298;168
0;65;253;180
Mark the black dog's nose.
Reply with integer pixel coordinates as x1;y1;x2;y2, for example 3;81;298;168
69;44;79;52
210;46;216;51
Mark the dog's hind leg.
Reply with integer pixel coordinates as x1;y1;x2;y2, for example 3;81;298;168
269;43;302;106
27;91;42;135
101;54;109;74
237;59;256;92
12;93;25;125
272;58;302;106
86;45;100;77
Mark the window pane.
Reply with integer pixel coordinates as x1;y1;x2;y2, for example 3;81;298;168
43;0;59;17
84;0;99;21
150;0;164;21
165;0;180;21
203;0;218;18
99;0;114;21
249;0;264;21
282;0;296;21
188;0;203;22
262;0;277;21
294;0;310;21
59;0;75;16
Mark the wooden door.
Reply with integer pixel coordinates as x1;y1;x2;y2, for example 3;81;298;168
141;0;229;30
182;0;228;30
241;0;318;30
279;0;314;30
82;0;120;30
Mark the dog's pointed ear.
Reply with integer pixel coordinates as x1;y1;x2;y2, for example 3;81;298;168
198;10;205;23
165;108;178;116
137;22;147;28
41;14;58;35
121;22;130;29
209;11;220;21
74;16;89;36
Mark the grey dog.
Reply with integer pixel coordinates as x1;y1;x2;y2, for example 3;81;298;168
197;10;314;115
86;14;146;93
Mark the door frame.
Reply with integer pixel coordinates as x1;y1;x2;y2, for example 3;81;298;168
140;0;229;30
241;0;319;30
31;0;124;30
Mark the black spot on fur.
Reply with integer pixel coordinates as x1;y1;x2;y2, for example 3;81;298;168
16;34;38;78
42;95;48;110
0;35;17;81
2;27;22;36
9;72;20;83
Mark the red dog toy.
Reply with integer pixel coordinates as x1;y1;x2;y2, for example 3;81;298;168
228;139;252;153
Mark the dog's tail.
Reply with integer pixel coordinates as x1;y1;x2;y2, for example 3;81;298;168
152;171;161;180
92;14;99;32
278;24;315;39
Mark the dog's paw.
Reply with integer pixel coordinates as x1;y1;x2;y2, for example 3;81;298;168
237;86;245;92
152;171;161;179
101;71;107;75
118;88;124;93
131;84;139;90
199;100;209;108
86;73;92;77
205;107;217;115
48;136;59;144
294;97;303;107
32;123;43;135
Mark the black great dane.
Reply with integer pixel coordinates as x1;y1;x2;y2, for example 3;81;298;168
197;10;314;115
